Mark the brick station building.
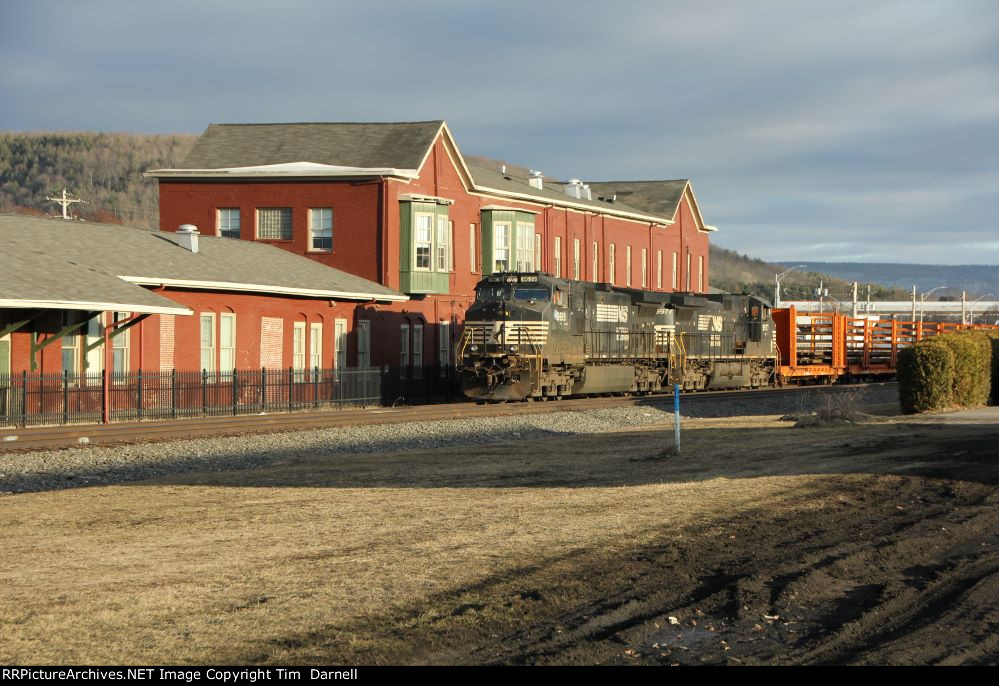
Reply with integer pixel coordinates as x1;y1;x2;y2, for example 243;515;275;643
0;214;404;379
149;121;717;372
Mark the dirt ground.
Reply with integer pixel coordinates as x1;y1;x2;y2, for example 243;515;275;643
1;401;997;665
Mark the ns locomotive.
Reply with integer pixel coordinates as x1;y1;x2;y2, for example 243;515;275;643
456;272;776;401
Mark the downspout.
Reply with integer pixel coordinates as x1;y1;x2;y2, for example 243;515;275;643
381;178;389;286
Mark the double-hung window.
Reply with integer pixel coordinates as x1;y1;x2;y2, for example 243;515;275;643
573;239;580;280
592;241;598;281
258;208;292;240
200;313;216;373
415;213;433;270
641;248;648;288
626;246;632;287
400;324;410;374
220;313;236;371
534;234;542;272
310;323;322;371
436;215;451;272
412;323;423;378
657;251;663;290
309;208;332;252
293;322;306;371
469;224;477;272
218;209;240;239
515;221;534;271
439;320;451;375
111;312;129;375
672;252;678;290
494;222;510;272
554;237;562;278
699;256;704;292
609;244;616;285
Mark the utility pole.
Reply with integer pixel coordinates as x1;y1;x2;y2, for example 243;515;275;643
45;188;85;219
962;290;967;326
852;281;858;319
911;285;917;323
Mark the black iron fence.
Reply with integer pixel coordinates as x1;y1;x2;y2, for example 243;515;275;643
0;365;461;428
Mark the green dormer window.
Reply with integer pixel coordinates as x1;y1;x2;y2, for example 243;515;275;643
399;196;452;294
480;207;538;276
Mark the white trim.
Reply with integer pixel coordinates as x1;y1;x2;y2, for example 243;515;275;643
480;204;540;215
146;162;418;180
0;298;191;316
398;193;454;205
118;276;408;302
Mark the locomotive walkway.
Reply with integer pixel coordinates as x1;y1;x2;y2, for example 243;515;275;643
0;383;896;453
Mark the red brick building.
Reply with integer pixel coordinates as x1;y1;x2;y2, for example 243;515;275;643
149;121;716;370
0;214;403;379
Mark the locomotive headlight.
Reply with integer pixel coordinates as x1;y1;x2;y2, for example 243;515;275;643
509;345;518;352
470;345;479;352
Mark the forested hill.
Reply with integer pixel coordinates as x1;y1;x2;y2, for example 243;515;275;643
790;261;999;298
0;132;197;228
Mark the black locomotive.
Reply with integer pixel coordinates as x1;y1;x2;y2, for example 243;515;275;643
456;272;776;401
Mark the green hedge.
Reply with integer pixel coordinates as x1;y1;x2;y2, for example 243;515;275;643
898;341;955;413
898;331;993;413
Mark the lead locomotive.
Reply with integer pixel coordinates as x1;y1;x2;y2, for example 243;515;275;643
456;272;776;401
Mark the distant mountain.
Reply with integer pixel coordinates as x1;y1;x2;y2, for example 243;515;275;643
787;262;999;298
0;131;197;228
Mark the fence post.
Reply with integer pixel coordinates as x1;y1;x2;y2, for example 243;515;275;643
288;366;293;412
232;369;238;416
171;368;177;420
20;371;27;428
313;367;319;409
101;368;108;425
201;369;207;415
260;367;267;413
63;369;69;425
137;369;144;419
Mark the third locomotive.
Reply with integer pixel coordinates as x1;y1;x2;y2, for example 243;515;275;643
457;272;776;402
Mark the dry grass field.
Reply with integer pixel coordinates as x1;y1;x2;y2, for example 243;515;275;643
2;405;998;665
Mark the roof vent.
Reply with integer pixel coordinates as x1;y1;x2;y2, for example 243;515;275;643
177;224;200;253
528;170;544;190
563;179;583;199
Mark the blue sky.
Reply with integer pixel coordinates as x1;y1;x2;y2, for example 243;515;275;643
2;0;997;264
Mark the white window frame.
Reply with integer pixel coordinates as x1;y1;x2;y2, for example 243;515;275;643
334;319;348;370
686;252;692;291
515;221;534;272
293;322;306;371
534;234;542;273
400;324;410;374
626;246;632;287
657;250;663;290
309;207;333;252
85;316;102;373
412;323;423;379
218;208;240;239
672;252;678;290
439;320;451;376
220;313;236;371
493;222;510;272
573;238;580;280
309;322;323;371
0;332;10;377
257;207;292;240
554;236;562;278
415;212;433;271
609;244;616;285
469;223;477;273
641;248;648;288
699;255;704;292
110;311;130;375
592;241;598;282
61;312;80;375
357;320;370;369
200;312;216;373
436;214;451;272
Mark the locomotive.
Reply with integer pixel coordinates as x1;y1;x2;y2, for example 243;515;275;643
456;272;776;402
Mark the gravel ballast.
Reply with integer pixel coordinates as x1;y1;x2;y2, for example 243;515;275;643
0;385;897;495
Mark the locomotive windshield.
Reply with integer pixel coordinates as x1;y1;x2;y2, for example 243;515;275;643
513;287;550;302
476;285;511;301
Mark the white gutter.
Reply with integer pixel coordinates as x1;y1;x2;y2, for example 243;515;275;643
0;299;192;316
145;166;419;180
119;276;409;303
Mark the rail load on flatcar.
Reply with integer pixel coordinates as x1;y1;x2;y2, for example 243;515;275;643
456;272;776;402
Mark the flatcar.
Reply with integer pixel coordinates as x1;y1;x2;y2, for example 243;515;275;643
456;272;776;402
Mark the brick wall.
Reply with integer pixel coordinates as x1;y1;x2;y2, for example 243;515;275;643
159;315;175;371
260;316;284;368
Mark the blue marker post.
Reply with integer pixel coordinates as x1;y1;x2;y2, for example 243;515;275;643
673;383;681;455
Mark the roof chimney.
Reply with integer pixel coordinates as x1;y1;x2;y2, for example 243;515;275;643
529;170;544;190
177;224;200;253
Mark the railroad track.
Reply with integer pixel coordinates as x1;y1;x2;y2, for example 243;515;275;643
0;382;896;453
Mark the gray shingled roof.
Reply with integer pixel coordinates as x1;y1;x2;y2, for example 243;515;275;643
1;246;190;314
180;121;444;170
467;165;673;223
585;180;690;219
1;215;406;309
